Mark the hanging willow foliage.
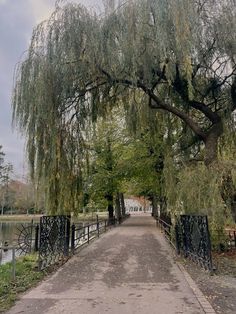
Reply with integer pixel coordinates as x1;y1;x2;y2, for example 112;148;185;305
12;0;236;213
163;156;235;229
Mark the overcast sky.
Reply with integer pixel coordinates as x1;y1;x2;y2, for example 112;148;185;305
0;0;102;180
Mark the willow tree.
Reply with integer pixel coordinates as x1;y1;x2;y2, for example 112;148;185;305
13;0;235;215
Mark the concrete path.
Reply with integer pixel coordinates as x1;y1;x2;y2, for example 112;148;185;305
7;215;214;314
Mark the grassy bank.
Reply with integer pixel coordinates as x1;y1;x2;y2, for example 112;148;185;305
0;215;42;222
0;254;44;312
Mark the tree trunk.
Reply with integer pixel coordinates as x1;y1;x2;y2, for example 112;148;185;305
151;194;158;217
203;122;223;166
115;193;121;221
106;193;114;223
120;193;126;217
231;201;236;223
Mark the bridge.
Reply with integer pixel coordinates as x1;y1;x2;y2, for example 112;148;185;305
7;215;215;314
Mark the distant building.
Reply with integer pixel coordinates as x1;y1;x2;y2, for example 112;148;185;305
124;196;152;213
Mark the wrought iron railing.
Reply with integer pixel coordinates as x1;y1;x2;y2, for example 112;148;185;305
71;219;110;252
1;214;130;273
155;217;176;249
38;215;71;270
155;214;213;271
176;215;213;271
70;214;130;252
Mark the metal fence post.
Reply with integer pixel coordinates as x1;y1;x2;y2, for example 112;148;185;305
105;220;107;232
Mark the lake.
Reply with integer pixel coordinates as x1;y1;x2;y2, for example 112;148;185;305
0;221;34;265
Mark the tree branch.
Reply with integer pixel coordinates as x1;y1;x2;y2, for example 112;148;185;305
144;87;207;140
98;67;207;140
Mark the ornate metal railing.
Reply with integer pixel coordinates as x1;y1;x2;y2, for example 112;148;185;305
38;215;70;270
176;215;213;271
155;214;213;271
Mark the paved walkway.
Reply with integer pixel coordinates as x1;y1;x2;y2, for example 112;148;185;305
8;215;215;314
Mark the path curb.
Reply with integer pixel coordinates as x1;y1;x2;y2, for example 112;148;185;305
177;262;216;314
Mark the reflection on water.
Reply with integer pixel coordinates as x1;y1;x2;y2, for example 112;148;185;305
0;222;32;265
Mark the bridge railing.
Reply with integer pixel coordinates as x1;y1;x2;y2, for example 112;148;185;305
155;217;176;249
70;213;131;252
71;219;109;252
71;214;131;252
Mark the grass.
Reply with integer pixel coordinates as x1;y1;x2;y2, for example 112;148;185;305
72;212;108;223
0;254;45;312
0;215;42;222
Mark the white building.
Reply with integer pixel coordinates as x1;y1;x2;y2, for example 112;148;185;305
124;198;152;213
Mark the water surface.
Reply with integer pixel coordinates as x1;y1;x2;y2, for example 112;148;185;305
0;221;33;265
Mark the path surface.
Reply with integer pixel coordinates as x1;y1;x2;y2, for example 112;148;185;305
8;215;214;314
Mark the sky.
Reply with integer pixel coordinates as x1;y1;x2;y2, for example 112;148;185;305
0;0;102;180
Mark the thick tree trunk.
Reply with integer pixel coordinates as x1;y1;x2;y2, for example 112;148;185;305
203;122;223;166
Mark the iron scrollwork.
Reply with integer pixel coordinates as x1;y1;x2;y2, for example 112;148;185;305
38;215;70;270
17;224;35;254
176;215;212;270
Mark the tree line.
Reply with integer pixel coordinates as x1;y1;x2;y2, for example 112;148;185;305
0;146;44;214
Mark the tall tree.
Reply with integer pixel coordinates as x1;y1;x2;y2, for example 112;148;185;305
12;0;235;216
